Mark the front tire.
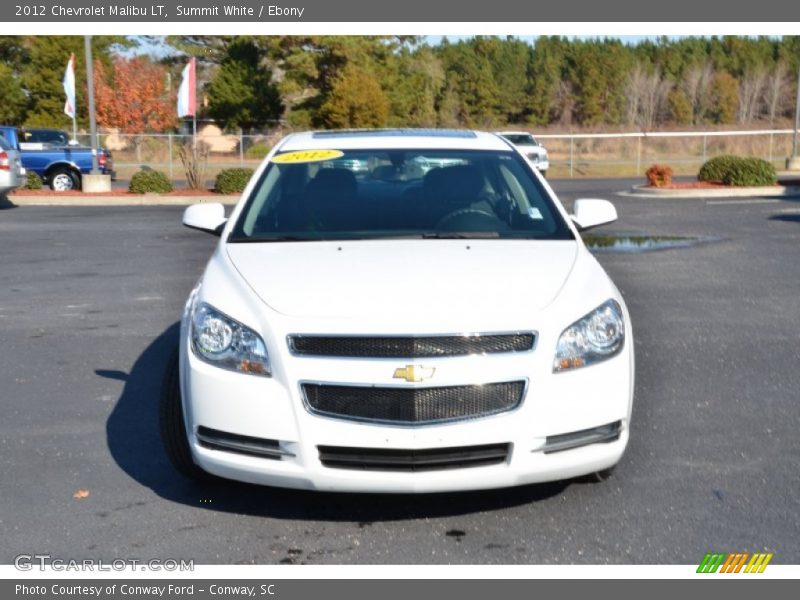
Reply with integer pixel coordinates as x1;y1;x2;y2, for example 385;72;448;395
49;167;80;191
577;465;617;484
159;349;209;481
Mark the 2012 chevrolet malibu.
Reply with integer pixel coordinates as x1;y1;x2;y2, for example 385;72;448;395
160;129;634;493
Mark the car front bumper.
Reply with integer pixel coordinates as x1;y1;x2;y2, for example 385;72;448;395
179;322;633;493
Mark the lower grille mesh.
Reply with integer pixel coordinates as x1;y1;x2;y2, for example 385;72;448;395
318;443;511;471
302;381;525;424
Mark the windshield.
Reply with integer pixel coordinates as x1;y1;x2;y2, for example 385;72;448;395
229;148;572;242
501;134;538;146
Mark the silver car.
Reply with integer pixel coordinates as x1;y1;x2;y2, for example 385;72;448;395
496;131;550;178
0;134;25;194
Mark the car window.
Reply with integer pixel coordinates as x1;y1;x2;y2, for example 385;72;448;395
0;135;10;151
24;130;68;146
502;134;537;145
229;149;572;242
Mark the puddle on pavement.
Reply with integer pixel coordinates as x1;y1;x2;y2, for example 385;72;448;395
582;235;718;253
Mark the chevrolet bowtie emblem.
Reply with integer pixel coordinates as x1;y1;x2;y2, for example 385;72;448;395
393;365;436;383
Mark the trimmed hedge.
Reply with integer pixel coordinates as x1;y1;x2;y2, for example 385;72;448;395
244;143;272;160
645;164;673;187
697;155;739;183
129;169;173;194
721;157;776;187
24;171;43;190
698;155;776;187
215;168;254;194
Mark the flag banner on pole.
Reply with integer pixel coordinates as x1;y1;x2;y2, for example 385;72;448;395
63;53;76;119
177;57;196;118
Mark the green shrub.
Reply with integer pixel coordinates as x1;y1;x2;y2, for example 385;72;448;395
129;169;173;194
698;155;777;187
215;168;254;194
645;164;674;187
24;170;43;190
244;143;272;160
697;155;740;183
721;157;776;187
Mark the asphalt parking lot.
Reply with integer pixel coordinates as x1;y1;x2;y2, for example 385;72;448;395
1;178;799;565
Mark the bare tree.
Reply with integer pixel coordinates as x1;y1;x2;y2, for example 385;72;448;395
553;79;575;126
682;62;714;125
625;63;672;129
763;62;791;125
624;64;646;126
738;68;767;124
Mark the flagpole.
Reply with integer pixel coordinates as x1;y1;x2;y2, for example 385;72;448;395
72;116;77;144
192;57;197;161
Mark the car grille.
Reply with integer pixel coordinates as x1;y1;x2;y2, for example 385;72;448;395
318;443;511;471
302;381;526;425
288;333;535;358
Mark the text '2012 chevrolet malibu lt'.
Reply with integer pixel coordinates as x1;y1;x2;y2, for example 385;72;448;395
160;129;634;493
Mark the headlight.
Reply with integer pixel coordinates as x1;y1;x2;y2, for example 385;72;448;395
553;299;625;372
191;302;271;377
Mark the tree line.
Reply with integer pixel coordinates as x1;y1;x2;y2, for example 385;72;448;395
1;35;798;134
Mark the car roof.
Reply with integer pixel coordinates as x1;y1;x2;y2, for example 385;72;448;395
278;129;513;152
496;131;536;137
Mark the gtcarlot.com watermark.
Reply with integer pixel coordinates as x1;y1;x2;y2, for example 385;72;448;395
14;554;194;572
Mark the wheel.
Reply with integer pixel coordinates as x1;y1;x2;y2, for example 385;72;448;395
159;348;209;481
49;167;80;191
539;169;547;179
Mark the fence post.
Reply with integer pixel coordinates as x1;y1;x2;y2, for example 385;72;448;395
569;137;574;178
136;135;142;164
239;131;244;167
768;132;774;164
636;135;642;177
702;134;707;164
168;133;173;180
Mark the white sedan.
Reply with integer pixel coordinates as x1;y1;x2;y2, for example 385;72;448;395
496;131;550;177
161;129;634;493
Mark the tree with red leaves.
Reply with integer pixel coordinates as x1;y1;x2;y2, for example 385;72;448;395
94;57;177;133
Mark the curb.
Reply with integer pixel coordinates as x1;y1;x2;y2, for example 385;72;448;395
620;184;800;199
5;194;241;207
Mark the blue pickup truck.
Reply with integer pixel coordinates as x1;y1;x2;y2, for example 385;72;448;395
0;126;115;191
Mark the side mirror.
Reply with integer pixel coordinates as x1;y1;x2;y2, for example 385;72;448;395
183;203;227;236
571;198;617;231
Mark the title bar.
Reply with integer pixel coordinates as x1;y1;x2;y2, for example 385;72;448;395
4;0;800;22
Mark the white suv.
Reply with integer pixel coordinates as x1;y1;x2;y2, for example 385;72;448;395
162;129;633;493
496;131;550;177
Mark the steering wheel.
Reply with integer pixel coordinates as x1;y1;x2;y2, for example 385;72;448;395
435;208;509;231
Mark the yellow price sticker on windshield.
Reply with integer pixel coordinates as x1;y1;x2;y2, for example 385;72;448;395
271;149;344;164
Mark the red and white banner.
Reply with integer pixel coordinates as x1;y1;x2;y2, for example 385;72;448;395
177;57;196;118
63;53;76;119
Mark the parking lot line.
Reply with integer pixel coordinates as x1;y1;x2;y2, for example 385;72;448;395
705;199;781;205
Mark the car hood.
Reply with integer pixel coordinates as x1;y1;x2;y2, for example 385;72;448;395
516;144;547;156
226;239;578;323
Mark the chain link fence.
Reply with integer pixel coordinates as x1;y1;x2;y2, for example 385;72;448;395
74;128;800;181
537;129;800;178
72;131;282;181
